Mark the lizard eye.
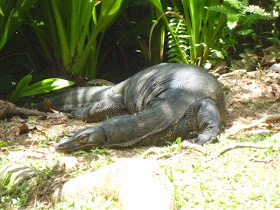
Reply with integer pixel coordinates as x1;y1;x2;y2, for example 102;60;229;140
78;136;88;144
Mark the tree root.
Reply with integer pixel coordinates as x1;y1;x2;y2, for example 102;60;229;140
234;114;280;133
141;141;208;159
155;151;179;160
217;143;270;157
0;100;46;120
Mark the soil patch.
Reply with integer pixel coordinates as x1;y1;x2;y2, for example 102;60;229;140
1;68;280;209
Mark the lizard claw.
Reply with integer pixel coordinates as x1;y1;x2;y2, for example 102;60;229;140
195;133;217;145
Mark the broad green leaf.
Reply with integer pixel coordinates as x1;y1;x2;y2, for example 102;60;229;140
8;73;33;102
0;8;13;51
72;0;124;77
96;0;123;33
100;0;122;18
0;6;3;16
8;76;75;103
22;78;75;96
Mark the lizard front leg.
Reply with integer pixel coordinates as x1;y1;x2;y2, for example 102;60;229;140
69;95;129;122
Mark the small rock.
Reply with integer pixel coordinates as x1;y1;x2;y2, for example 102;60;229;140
267;103;280;114
276;76;280;85
57;156;79;170
270;132;280;142
269;63;280;73
6;151;26;160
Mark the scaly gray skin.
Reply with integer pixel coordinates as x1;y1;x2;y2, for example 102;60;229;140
52;63;225;152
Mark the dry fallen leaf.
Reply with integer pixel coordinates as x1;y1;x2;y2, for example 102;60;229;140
19;123;36;134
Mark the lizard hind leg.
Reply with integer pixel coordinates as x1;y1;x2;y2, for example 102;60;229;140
194;99;222;145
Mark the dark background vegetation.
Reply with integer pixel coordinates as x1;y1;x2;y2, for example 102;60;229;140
0;0;279;101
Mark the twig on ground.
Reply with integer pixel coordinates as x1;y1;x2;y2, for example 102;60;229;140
141;141;208;159
141;147;158;158
250;157;273;163
217;143;270;157
234;114;280;133
155;151;179;160
179;142;208;155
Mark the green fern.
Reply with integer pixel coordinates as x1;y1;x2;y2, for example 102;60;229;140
226;0;248;10
208;0;271;29
167;10;189;63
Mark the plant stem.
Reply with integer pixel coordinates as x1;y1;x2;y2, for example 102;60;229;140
51;0;70;71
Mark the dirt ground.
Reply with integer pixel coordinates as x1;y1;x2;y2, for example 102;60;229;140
1;67;280;208
1;68;280;153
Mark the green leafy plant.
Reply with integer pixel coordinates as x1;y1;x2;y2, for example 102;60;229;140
91;147;109;155
38;140;49;148
0;175;30;208
209;1;274;68
0;141;11;147
28;0;125;79
0;0;38;51
0;1;13;51
268;24;280;47
165;8;188;63
90;155;112;171
149;0;273;67
208;0;272;40
8;73;74;103
149;0;227;66
148;0;168;64
72;150;90;158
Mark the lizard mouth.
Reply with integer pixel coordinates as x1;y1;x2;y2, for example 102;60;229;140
54;137;85;153
54;141;94;153
54;134;104;153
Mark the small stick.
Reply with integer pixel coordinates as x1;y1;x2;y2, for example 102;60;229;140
217;143;270;157
141;141;208;158
155;151;179;160
234;114;280;133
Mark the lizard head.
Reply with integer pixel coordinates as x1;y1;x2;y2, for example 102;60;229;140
54;127;106;153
